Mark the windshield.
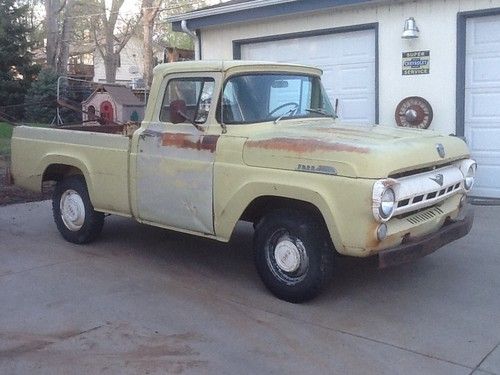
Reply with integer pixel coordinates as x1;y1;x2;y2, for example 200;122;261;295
219;73;335;124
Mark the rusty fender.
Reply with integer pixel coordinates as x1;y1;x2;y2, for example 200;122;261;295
378;206;474;268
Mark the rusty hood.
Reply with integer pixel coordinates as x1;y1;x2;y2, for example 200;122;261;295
242;122;470;178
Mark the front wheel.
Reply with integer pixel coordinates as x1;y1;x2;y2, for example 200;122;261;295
254;209;334;303
52;175;104;244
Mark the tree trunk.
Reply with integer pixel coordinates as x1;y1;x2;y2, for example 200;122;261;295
45;0;60;71
103;55;117;84
142;0;162;87
57;0;75;75
143;14;154;87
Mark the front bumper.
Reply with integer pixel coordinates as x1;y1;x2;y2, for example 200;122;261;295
378;206;474;268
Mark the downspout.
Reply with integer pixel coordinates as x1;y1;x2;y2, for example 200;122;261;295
181;20;200;60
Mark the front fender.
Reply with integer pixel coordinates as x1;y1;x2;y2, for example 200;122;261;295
214;180;343;251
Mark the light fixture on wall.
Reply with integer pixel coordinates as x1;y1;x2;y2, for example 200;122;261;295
402;17;420;39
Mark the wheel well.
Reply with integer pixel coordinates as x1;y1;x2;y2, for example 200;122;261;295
242;196;337;254
241;196;324;225
42;164;84;183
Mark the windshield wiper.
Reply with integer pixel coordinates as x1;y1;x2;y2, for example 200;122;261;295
273;107;298;124
305;108;335;118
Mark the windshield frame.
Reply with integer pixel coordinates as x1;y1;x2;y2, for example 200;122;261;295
216;72;334;126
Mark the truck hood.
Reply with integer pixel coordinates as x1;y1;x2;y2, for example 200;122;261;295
242;122;470;178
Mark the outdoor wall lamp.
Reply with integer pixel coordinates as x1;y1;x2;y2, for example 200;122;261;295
402;17;420;39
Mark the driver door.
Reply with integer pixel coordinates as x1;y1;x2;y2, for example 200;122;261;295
135;74;220;234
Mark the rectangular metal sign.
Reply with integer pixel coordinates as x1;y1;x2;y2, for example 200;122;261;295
402;50;430;75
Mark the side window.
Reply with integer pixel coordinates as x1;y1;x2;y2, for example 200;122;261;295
160;77;215;124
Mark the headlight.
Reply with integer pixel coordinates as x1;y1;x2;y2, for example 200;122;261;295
464;163;476;191
372;180;398;222
379;188;396;220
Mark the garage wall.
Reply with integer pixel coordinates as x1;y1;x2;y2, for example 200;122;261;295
199;0;500;135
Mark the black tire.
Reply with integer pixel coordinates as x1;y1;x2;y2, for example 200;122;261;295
254;209;334;303
52;175;104;244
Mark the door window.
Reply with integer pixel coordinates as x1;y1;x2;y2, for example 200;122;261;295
160;77;215;124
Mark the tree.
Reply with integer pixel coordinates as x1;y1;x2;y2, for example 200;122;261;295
142;0;163;87
91;0;142;83
44;0;77;75
0;0;38;121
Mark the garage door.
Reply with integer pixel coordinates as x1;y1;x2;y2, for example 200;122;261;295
465;15;500;198
240;29;376;124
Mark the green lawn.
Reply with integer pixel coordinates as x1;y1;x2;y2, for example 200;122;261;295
0;122;13;156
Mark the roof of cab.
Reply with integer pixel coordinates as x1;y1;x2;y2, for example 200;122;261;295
152;60;323;76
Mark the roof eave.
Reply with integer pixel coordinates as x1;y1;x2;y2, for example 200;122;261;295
171;0;379;31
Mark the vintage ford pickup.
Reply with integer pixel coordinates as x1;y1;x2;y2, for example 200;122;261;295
11;61;476;302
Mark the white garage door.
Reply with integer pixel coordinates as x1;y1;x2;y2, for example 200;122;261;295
466;15;500;198
240;29;376;124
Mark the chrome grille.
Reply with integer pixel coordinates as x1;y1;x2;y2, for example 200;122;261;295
406;206;444;225
393;164;464;216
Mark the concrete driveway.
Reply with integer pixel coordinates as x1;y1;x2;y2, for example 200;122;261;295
0;201;499;374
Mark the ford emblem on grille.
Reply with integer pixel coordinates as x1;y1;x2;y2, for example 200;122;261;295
429;173;444;186
436;143;445;158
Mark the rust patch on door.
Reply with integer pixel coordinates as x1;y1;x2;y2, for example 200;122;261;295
161;133;220;153
246;138;369;154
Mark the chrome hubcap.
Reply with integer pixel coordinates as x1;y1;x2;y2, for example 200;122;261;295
265;230;309;285
274;239;301;273
60;189;85;231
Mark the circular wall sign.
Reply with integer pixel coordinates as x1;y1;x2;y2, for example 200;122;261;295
395;96;433;129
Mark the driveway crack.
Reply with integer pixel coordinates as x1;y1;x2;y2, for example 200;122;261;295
468;342;500;375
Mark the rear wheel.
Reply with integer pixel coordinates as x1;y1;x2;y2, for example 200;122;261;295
254;209;334;303
52;175;104;244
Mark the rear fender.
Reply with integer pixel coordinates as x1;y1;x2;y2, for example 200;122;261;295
38;154;94;202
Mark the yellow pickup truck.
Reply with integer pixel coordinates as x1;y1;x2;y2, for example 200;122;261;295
11;61;475;302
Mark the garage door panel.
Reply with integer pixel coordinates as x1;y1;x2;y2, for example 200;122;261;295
339;65;375;92
466;15;500;198
466;55;500;86
467;128;500;153
466;92;500;120
340;33;374;57
240;29;375;123
467;15;500;53
338;97;373;123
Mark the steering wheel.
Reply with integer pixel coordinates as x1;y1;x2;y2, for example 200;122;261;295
267;102;299;117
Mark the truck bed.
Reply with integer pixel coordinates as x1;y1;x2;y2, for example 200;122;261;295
11;126;133;216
